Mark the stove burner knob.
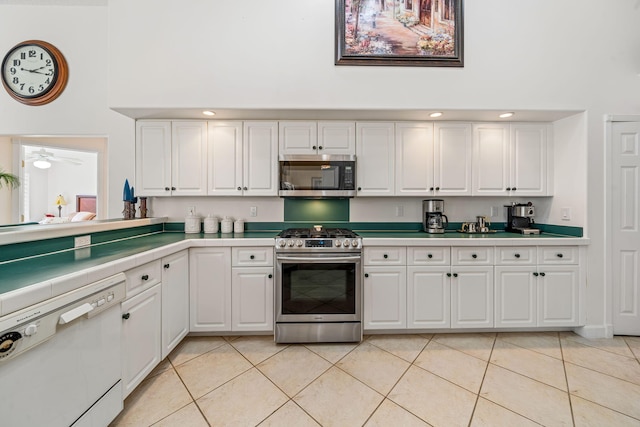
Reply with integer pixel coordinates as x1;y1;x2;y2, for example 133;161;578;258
335;240;342;247
296;240;304;247
343;239;350;247
287;240;295;247
278;240;286;247
24;324;38;336
352;240;359;247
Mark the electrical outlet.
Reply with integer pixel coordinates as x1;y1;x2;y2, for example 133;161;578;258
250;206;257;217
395;205;404;217
74;235;91;248
188;206;196;216
490;206;499;217
561;207;571;221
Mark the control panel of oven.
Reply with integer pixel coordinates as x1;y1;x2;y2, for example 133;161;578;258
276;238;362;250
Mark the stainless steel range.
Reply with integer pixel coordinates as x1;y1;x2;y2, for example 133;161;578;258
275;226;362;343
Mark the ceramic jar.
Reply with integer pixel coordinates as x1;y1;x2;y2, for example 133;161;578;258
221;216;233;233
204;215;219;233
234;219;244;233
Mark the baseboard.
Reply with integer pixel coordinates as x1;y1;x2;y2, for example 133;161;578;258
573;324;613;339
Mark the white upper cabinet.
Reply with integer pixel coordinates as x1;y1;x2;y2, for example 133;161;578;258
356;122;395;196
433;123;473;196
208;121;278;196
279;121;355;155
395;122;434;195
473;123;551;196
136;121;207;197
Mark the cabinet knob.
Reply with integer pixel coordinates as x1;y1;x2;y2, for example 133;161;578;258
165;187;170;191
447;273;452;277
312;145;317;150
171;187;176;191
472;254;478;259
268;274;273;279
506;187;511;191
383;254;388;259
364;273;369;278
243;186;248;191
318;146;323;150
237;187;242;191
428;254;433;259
512;187;517;191
453;273;458;277
557;253;564;258
164;263;170;269
250;255;255;260
435;187;440;191
540;272;546;277
122;313;130;320
141;274;149;281
515;253;521;258
430;187;434;191
533;272;539;276
357;187;362;191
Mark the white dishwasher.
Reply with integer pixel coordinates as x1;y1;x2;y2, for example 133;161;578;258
0;273;126;427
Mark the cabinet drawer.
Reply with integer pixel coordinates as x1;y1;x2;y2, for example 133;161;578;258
495;247;537;265
451;247;494;265
364;247;406;265
232;247;274;267
407;247;450;266
125;260;162;297
538;246;578;265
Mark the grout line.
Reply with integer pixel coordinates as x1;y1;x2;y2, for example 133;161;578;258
466;333;497;427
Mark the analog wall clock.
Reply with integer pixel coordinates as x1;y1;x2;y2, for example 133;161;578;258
1;40;69;106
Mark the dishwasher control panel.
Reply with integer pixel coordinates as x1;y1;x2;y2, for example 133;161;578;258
0;274;126;363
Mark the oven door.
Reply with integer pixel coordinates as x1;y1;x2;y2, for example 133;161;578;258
276;253;361;323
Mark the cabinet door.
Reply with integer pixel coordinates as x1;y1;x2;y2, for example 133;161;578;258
537;266;579;326
161;250;189;359
472;123;510;196
363;266;406;329
434;123;472;195
244;121;278;196
231;267;274;331
189;248;231;332
395;122;434;195
356;122;395;196
510;123;549;196
451;266;494;328
279;121;318;155
207;121;243;195
318;121;356;154
407;266;450;329
494;267;536;328
135;121;172;197
121;283;162;398
171;121;208;196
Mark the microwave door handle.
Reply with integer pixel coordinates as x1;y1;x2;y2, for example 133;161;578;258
276;255;362;262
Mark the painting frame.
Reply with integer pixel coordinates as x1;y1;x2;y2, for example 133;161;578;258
335;0;464;67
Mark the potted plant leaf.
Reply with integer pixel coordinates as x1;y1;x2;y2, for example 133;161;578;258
0;168;20;189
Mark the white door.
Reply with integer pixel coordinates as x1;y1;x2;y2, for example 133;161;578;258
231;267;274;331
395;122;434;196
161;250;189;359
407;266;450;328
434;123;472;195
171;121;208;196
472;123;510;196
356;122;395;196
244;121;278;196
135;121;172;196
279;121;318;155
207;121;243;195
510;123;549;196
611;120;640;335
451;266;494;328
318;121;356;154
363;266;406;329
189;248;232;332
495;266;536;327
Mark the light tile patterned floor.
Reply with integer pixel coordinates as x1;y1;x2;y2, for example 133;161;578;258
110;332;640;427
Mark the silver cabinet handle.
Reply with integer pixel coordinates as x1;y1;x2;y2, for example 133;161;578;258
277;255;361;262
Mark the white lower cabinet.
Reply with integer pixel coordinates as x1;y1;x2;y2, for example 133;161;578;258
189;247;232;332
231;267;274;331
450;266;494;328
407;266;450;328
537;266;580;326
161;250;189;359
495;267;537;327
363;266;407;329
121;283;162;398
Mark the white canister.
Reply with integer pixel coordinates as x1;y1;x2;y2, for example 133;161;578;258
204;215;219;233
184;214;201;234
234;219;245;233
221;216;233;233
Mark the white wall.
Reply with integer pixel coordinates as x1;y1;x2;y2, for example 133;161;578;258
0;137;14;223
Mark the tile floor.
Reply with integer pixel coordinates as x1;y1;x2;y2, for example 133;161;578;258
110;332;640;427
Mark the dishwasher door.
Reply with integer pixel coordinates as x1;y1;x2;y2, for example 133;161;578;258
0;281;124;427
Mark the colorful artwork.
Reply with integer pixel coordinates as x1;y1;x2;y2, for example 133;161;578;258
336;0;464;66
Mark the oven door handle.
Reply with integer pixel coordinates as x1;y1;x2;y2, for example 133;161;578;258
276;255;362;262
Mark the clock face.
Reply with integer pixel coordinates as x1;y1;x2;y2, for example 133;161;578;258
1;40;68;105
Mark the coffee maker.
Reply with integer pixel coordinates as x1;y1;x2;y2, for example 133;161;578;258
423;199;449;234
505;202;540;234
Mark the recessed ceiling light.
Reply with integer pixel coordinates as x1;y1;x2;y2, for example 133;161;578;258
202;111;216;116
499;112;514;118
429;112;443;118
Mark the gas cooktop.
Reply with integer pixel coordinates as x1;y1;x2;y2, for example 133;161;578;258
276;227;361;251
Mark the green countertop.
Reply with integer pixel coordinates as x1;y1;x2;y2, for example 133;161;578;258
356;230;571;239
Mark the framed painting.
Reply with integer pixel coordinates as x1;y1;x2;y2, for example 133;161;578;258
335;0;464;67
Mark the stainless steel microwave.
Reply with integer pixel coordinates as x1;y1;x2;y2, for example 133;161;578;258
279;154;356;198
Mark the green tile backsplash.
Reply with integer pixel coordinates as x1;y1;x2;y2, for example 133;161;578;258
283;199;350;222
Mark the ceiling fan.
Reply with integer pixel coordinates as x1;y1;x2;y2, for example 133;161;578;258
26;148;82;169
